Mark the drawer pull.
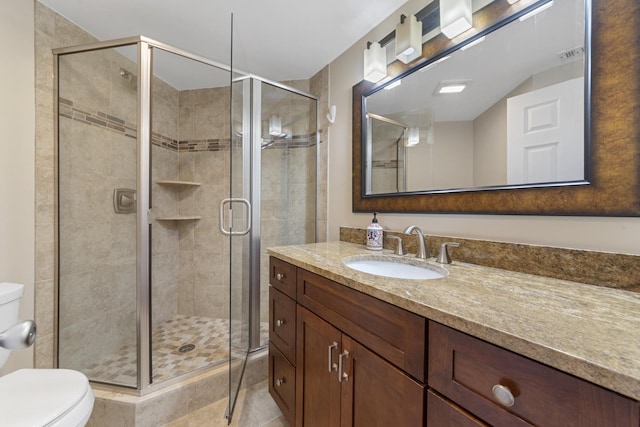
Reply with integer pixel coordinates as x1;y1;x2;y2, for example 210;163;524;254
338;350;349;382
328;342;338;372
275;377;286;387
492;384;515;407
276;273;284;281
276;319;286;327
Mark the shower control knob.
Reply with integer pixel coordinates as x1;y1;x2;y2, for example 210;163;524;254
275;377;286;387
276;273;284;281
276;319;285;327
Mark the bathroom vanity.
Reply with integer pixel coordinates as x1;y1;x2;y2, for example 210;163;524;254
267;242;640;426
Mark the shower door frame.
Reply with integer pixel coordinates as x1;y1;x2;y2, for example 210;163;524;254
247;79;320;350
53;36;319;394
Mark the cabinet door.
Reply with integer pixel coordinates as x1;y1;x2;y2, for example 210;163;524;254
296;306;342;427
341;334;425;427
427;391;489;427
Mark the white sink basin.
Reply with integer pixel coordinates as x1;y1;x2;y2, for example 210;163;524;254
343;255;447;280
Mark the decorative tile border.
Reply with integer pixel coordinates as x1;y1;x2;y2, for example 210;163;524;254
340;226;640;293
59;98;136;139
59;98;318;152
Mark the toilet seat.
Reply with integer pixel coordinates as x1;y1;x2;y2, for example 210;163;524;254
0;369;94;427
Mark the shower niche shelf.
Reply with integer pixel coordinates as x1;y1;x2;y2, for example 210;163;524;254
154;180;201;221
155;180;201;187
155;216;202;221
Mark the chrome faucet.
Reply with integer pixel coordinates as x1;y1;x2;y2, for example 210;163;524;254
436;242;460;264
403;225;429;259
386;235;407;256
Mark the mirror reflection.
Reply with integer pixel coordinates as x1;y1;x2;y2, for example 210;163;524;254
364;0;587;195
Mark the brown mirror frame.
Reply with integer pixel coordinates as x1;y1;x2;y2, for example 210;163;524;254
353;0;640;215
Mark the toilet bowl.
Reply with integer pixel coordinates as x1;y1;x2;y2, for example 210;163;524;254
0;282;94;427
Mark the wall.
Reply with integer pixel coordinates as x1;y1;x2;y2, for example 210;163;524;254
174;86;231;321
0;0;35;373
327;0;640;255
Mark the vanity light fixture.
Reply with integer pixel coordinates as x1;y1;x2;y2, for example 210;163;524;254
406;127;420;146
439;0;472;39
363;41;387;82
268;114;282;136
385;79;402;90
395;14;422;64
519;1;554;21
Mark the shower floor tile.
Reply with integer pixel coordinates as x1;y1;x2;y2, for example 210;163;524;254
84;315;268;385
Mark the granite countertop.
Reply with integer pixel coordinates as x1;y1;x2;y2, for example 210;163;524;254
268;241;640;401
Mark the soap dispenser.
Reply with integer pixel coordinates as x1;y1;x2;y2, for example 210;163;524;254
366;212;383;251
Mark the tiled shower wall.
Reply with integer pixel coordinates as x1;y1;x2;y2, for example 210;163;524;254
56;48;139;372
174;87;232;321
34;2;329;369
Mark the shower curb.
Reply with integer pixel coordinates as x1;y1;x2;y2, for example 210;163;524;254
86;349;268;426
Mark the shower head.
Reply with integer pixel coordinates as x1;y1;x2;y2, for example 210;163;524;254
119;68;137;90
119;67;134;80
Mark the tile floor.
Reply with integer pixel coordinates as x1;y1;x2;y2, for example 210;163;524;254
85;315;268;385
165;380;287;427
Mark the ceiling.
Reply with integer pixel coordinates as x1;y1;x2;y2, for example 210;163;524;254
39;0;408;88
367;0;585;123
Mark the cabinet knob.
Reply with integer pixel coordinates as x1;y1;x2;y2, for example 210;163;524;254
492;384;515;407
276;273;284;281
276;319;285;327
275;377;286;387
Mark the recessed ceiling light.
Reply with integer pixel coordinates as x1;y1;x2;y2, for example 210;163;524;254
439;84;466;94
434;80;471;95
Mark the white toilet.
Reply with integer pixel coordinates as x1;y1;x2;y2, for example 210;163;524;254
0;282;94;426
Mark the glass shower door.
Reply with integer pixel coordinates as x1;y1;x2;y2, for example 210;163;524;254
56;44;139;388
226;16;252;421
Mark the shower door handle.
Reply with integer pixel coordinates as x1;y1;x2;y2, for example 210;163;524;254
219;198;251;236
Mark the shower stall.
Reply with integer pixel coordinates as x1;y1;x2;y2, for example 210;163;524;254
53;36;317;415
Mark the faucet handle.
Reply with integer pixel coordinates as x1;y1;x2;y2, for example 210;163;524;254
387;235;407;256
436;242;460;264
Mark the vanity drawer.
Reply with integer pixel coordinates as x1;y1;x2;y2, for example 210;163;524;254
269;286;296;364
268;342;295;426
428;322;640;427
297;267;426;382
269;257;297;299
427;390;488;427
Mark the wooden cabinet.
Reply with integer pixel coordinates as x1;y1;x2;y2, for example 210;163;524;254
268;256;426;426
340;333;424;426
269;342;296;424
268;258;298;426
295;307;341;426
428;321;640;427
427;391;488;427
269;256;640;427
296;306;424;427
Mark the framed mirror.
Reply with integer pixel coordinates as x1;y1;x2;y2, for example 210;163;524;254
352;0;640;215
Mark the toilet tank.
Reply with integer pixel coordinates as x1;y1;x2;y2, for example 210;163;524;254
0;283;24;369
